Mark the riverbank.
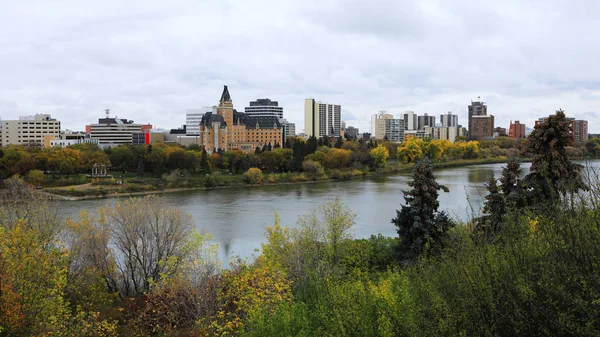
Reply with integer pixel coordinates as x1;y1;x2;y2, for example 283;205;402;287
43;156;512;201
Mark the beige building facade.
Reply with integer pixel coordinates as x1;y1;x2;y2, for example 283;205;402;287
304;99;341;138
1;114;61;147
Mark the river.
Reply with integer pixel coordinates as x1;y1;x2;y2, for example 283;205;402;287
57;161;597;260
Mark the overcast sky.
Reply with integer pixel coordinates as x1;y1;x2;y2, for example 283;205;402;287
1;0;599;134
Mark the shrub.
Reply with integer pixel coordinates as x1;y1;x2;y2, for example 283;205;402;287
243;168;264;185
302;160;324;176
352;169;364;177
290;173;308;183
204;174;215;188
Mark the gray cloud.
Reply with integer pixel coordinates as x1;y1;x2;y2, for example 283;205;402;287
1;0;599;134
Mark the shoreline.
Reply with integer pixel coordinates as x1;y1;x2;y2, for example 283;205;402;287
43;157;512;201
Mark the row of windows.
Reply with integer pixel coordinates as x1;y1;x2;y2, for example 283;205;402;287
14;122;59;125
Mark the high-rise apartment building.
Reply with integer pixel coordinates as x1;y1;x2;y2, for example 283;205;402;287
402;111;417;131
440;112;458;128
470;115;495;140
304;99;341;138
573;119;588;143
417;113;435;130
509;120;526;138
0;114;61;147
187;107;214;136
384;118;406;142
372;112;394;139
468;99;494;140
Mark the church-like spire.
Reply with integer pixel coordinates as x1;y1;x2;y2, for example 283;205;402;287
220;85;232;102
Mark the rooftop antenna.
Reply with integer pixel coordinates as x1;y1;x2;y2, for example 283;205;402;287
105;108;110;118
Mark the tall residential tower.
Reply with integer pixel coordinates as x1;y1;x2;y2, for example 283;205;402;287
468;99;494;140
304;99;341;138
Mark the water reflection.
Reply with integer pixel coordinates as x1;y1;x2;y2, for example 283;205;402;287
468;167;496;184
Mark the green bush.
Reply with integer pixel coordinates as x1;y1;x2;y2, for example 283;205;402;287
204;174;215;188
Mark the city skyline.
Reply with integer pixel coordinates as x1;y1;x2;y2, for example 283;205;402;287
1;1;599;133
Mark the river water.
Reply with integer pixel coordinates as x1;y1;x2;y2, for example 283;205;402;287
57;161;597;260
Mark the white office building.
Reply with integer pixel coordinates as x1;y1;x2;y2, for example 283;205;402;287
89;116;142;146
245;98;284;121
186;107;215;136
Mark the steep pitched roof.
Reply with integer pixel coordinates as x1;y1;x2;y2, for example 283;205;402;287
200;111;227;128
232;111;281;129
220;85;231;102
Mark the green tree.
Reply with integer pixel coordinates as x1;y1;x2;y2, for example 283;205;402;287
292;139;306;171
26;169;46;186
306;136;318;155
392;159;453;264
500;158;523;206
199;149;211;174
136;158;145;176
109;146;135;173
523;109;586;202
223;150;245;174
477;175;505;239
187;143;202;152
50;148;82;178
334;136;344;149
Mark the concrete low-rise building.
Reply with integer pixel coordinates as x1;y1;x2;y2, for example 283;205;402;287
1;114;61;147
44;131;99;148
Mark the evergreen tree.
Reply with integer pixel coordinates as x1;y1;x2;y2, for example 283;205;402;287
255;146;261;154
392;159;453;264
267;143;272;151
199;149;210;174
318;137;324;147
523;109;586;202
479;175;505;238
136;157;145;177
306;136;318;155
368;139;376;149
334;136;344;149
262;144;268;152
322;136;331;147
292;140;306;171
274;141;281;149
500;158;523;206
